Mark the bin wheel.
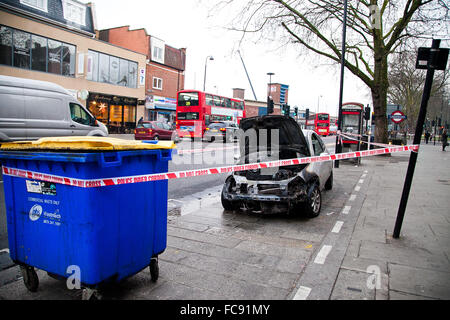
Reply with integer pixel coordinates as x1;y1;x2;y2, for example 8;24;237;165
149;258;159;282
20;265;39;292
82;288;103;300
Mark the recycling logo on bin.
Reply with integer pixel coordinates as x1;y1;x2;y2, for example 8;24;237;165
29;204;43;221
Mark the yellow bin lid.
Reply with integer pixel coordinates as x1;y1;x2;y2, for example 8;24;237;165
0;136;176;151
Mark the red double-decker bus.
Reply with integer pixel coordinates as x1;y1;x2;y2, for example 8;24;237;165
305;113;330;136
176;90;246;139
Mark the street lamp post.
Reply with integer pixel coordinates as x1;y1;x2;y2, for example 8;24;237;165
317;95;323;113
267;72;275;115
267;72;274;95
203;55;214;92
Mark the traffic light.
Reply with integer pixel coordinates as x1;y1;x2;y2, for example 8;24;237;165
267;97;274;114
282;104;290;116
305;108;309;120
294;107;298;116
438;117;441;126
364;106;371;121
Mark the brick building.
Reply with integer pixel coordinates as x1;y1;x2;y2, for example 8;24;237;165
0;0;147;134
98;26;186;124
268;83;289;105
232;88;281;118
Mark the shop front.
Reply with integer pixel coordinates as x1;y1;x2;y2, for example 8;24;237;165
145;95;176;125
87;93;138;134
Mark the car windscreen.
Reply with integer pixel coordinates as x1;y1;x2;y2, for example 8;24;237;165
318;114;329;121
137;123;152;129
178;112;199;120
178;92;199;107
208;122;226;128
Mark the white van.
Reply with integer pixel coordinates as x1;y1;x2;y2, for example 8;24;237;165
0;75;108;142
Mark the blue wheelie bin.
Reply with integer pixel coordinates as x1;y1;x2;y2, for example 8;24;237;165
0;137;175;296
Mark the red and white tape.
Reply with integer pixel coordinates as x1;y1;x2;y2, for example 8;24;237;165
1;144;419;188
339;132;393;148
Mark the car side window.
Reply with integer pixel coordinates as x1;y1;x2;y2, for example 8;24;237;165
70;103;93;126
311;133;324;156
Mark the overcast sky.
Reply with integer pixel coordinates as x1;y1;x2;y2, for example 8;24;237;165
81;0;373;116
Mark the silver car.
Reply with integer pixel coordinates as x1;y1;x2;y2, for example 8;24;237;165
221;115;333;217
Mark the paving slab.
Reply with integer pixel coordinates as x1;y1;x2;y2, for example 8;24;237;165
389;263;450;300
330;269;375;300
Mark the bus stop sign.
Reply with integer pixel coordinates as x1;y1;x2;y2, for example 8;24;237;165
389;110;407;124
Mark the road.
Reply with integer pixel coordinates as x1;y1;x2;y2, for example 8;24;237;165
0;134;337;251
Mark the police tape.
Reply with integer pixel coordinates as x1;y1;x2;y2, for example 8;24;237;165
1;144;419;188
338;132;393;148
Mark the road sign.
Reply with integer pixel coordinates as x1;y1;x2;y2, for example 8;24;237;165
390;110;407;124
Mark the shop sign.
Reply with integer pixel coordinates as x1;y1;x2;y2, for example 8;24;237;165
139;68;146;86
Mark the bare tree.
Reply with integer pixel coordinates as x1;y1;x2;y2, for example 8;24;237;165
219;0;449;143
388;50;449;132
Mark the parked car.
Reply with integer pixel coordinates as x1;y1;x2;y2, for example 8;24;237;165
134;121;179;142
0;75;108;142
203;121;239;143
329;125;338;135
221;115;333;217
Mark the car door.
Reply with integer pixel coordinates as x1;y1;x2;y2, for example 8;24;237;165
69;102;96;136
310;132;332;189
162;123;173;139
0;86;26;141
25;94;72;139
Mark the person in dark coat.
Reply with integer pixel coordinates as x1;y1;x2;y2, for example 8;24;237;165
442;129;448;151
425;130;430;144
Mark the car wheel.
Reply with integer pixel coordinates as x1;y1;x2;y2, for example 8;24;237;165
325;171;333;190
221;177;239;211
306;184;321;218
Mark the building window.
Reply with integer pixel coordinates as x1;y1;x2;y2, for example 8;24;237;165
20;0;48;12
48;39;62;74
153;77;163;90
128;62;137;88
109;56;120;85
62;0;86;26
87;49;138;88
13;30;31;69
151;38;165;64
62;43;75;77
0;26;12;66
31;35;47;72
153;46;163;61
98;53;110;83
0;25;75;77
86;50;98;82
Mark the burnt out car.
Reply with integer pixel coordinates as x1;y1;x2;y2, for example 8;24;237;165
221;115;333;217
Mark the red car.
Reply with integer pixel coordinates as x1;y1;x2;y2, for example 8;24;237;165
134;121;179;142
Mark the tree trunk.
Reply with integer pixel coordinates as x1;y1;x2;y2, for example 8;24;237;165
371;45;389;144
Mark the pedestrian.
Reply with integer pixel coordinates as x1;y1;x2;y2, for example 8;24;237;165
442;129;448;151
425;130;430;144
138;116;143;125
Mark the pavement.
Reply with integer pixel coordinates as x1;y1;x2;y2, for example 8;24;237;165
0;140;449;300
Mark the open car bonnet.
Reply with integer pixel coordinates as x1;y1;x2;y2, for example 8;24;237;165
238;115;310;158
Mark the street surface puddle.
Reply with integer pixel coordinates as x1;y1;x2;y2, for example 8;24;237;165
168;187;222;216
